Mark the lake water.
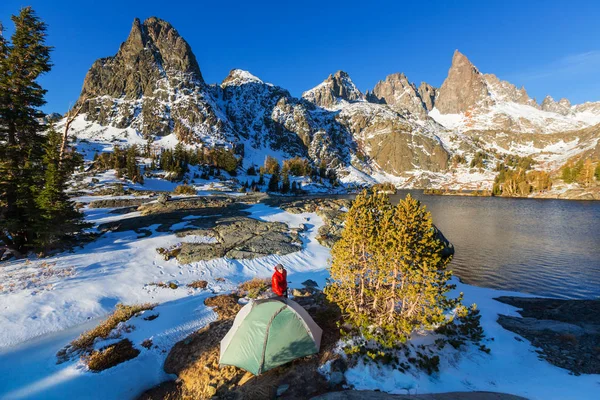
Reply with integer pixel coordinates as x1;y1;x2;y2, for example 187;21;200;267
336;191;600;300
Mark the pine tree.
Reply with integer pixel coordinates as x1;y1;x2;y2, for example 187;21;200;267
561;166;573;183
0;7;52;255
35;127;85;250
126;145;143;184
595;163;600;181
281;170;290;194
267;171;280;192
325;191;459;348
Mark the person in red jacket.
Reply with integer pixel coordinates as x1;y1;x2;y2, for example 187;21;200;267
271;264;288;298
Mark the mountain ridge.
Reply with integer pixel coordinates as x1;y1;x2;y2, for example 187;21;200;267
69;17;600;190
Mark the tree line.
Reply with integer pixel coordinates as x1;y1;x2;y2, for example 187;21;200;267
93;143;241;182
1;8;85;257
243;156;338;194
561;158;600;188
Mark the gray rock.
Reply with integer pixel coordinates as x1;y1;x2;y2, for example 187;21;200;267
498;316;585;336
157;193;171;205
177;216;300;263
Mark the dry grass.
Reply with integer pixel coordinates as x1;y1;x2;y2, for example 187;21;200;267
156;245;182;261
70;303;156;352
149;282;179;290
204;294;242;320
86;339;140;372
187;280;208;289
238;277;271;298
173;185;197;195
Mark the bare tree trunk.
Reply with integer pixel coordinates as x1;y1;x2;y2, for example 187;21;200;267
59;101;86;168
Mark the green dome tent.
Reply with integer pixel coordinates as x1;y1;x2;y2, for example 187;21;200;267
219;297;323;375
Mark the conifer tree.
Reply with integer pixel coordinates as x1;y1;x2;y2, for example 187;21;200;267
35;127;85;250
0;7;52;255
561;165;573;183
281;170;290;193
595;163;600;182
126;145;143;184
267;171;280;192
325;191;459;347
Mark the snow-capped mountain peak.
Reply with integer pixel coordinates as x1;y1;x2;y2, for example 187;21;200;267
221;69;271;88
302;70;365;109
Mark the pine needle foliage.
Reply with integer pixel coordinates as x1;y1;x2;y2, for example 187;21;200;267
325;190;461;348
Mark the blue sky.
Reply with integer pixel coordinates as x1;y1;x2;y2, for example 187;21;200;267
1;0;599;113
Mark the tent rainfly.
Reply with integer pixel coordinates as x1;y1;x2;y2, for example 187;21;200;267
219;297;323;375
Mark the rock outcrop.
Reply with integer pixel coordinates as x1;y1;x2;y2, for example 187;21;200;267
176;217;302;263
418;82;437;111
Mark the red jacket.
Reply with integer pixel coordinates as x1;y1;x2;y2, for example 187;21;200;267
271;269;287;296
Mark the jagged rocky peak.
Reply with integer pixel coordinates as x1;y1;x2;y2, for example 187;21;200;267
302;70;365;109
370;73;427;116
80;17;203;101
541;95;572;115
435;50;492;114
483;73;536;107
77;17;227;142
221;69;267;87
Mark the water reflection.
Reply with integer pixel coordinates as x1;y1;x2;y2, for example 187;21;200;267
337;191;600;299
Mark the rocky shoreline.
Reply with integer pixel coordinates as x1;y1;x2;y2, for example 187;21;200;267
496;296;600;375
424;186;600;201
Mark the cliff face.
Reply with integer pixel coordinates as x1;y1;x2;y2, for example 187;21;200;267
371;73;428;116
435;50;492;114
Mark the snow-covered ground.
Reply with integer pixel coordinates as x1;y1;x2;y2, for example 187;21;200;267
0;201;598;399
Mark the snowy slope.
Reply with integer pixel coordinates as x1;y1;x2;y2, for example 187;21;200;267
1;201;599;399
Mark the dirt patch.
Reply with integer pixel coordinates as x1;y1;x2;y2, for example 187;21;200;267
496;296;600;375
85;339;140;372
